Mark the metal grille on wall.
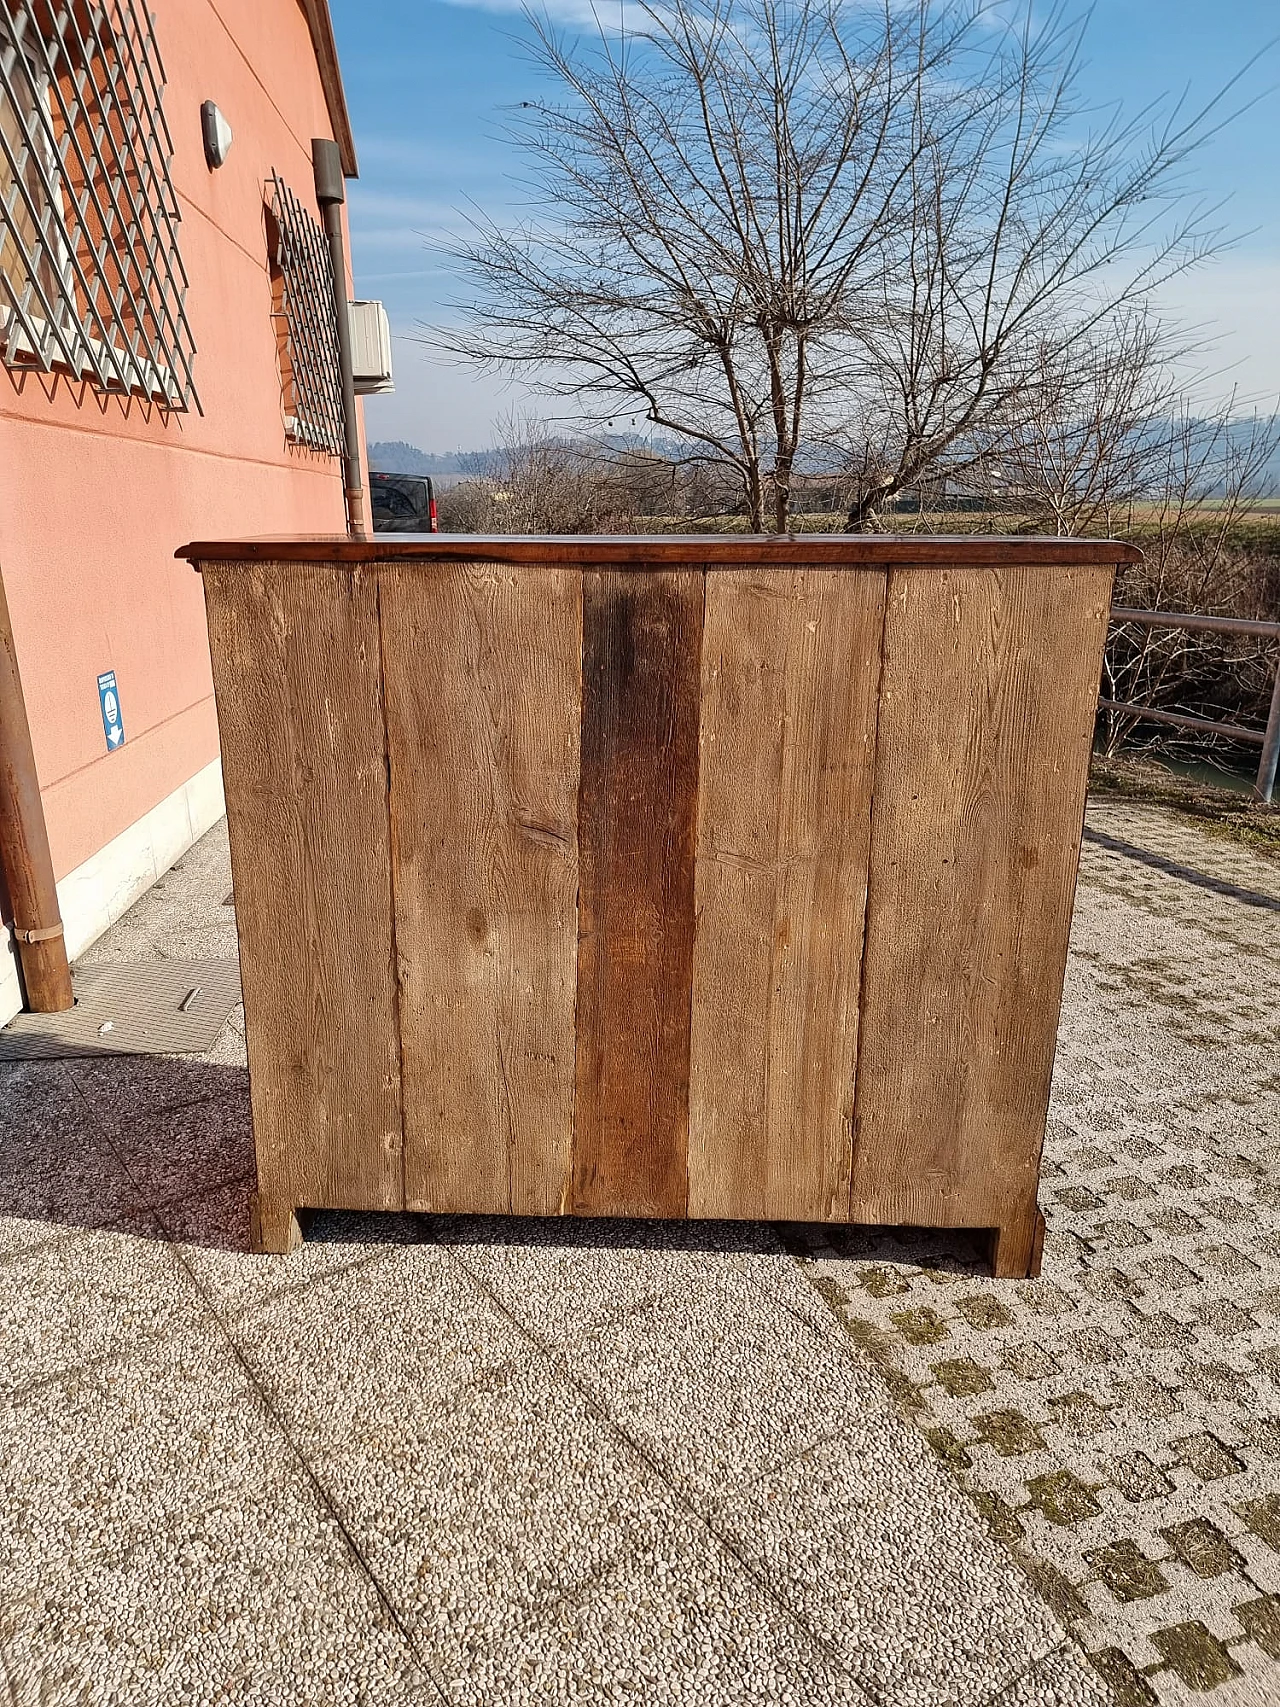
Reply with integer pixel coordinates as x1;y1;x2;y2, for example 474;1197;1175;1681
0;0;197;410
267;172;343;456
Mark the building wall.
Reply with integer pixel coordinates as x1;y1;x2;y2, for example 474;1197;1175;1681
0;0;362;921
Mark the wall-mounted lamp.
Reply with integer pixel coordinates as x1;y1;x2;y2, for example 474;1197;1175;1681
201;101;233;169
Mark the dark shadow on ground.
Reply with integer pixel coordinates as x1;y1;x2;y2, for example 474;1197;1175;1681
1082;826;1280;911
2;1051;994;1273
426;1211;990;1276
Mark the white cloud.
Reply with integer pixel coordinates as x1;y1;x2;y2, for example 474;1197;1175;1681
430;0;646;27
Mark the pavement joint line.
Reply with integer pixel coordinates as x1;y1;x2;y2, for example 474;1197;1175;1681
211;1239;415;1329
5;1311;185;1407
57;1069;450;1706
0;1167;256;1279
781;1232;1111;1695
64;1077;226;1122
435;1221;907;1707
976;1638;1078;1706
144;1166;257;1218
169;1267;450;1707
430;1220;937;1502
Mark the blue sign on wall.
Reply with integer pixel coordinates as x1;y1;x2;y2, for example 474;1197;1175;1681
97;670;124;751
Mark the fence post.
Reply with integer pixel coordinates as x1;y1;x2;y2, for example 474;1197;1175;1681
1256;650;1280;806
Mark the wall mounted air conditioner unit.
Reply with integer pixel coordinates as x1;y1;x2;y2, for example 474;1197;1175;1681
349;300;394;394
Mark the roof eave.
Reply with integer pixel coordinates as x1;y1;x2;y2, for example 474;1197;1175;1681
298;0;358;178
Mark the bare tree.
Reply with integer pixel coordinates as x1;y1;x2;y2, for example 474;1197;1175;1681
438;0;1256;532
438;414;607;532
1097;413;1280;761
967;317;1278;535
437;412;697;532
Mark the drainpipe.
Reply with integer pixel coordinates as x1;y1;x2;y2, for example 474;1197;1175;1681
312;138;366;540
0;561;73;1011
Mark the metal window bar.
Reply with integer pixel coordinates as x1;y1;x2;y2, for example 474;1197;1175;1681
267;172;343;457
0;0;197;411
1104;607;1280;805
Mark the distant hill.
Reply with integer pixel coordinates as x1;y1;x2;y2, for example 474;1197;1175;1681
371;423;1279;494
366;440;470;476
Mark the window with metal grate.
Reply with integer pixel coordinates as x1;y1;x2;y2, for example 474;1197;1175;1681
266;172;343;457
0;0;197;410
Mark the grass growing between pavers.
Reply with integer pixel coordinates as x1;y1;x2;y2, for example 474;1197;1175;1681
1090;756;1280;862
789;798;1280;1706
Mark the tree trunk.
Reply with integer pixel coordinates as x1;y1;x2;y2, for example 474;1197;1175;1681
773;462;792;534
746;466;765;533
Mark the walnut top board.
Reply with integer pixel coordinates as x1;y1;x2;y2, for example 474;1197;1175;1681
179;534;1141;568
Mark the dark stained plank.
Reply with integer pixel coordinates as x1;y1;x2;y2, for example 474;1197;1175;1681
182;538;1141;568
572;569;705;1218
201;562;403;1235
849;563;1115;1238
381;562;581;1216
687;570;886;1223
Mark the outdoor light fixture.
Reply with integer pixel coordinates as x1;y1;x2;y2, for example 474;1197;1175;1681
201;101;233;169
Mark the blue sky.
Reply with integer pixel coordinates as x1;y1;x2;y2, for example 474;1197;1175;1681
331;0;1280;453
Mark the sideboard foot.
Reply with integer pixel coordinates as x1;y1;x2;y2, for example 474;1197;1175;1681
250;1193;306;1255
988;1208;1045;1279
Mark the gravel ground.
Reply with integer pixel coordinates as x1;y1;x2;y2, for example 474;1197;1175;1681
0;798;1273;1704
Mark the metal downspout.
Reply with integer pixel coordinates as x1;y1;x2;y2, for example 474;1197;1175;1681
312;137;366;540
0;561;73;1011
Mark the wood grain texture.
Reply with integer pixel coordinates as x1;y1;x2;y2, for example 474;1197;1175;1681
182;537;1141;568
849;563;1115;1234
687;570;886;1222
572;569;704;1217
381;562;582;1215
202;562;403;1217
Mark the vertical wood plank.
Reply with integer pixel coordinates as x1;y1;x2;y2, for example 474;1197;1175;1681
849;563;1115;1233
572;569;704;1217
382;561;581;1216
687;570;886;1223
202;562;402;1218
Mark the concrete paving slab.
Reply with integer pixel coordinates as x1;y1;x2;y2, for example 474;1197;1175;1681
0;1328;434;1706
0;1059;143;1255
541;1259;915;1504
439;1211;804;1352
468;1525;863;1707
90;1071;253;1207
65;1051;248;1122
997;1644;1113;1704
162;1176;429;1319
220;1242;883;1703
443;1224;1075;1700
0;1214;207;1399
709;1430;1067;1705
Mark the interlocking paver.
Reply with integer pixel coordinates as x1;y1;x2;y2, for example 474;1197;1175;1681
797;797;1280;1702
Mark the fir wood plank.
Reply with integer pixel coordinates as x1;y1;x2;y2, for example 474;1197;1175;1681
183;536;1141;569
849;563;1114;1234
382;562;581;1215
201;562;402;1220
572;569;705;1217
687;570;886;1222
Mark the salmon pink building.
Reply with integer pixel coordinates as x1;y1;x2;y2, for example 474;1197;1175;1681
0;0;378;1021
